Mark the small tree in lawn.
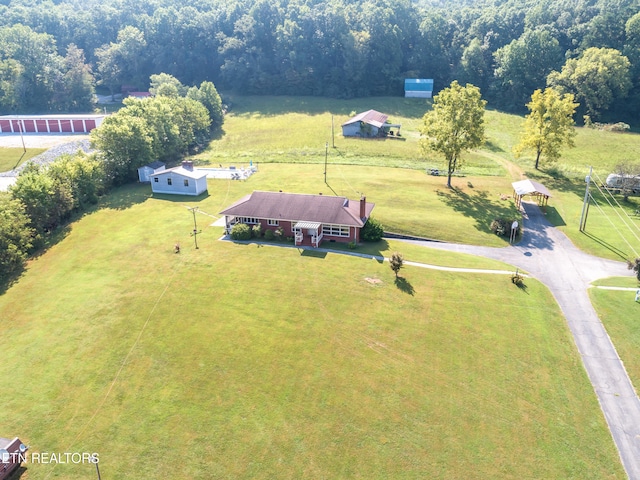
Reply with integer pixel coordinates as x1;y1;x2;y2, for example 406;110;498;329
420;81;486;188
389;252;404;278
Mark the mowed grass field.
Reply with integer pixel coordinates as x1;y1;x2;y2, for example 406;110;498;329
0;184;625;479
198;95;640;261
1;95;639;479
590;287;640;394
0;146;45;172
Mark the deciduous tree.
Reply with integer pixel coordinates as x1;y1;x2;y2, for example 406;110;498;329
186;81;225;132
513;87;578;170
90;113;155;186
0;193;33;280
547;47;632;118
493;29;563;110
11;165;75;237
420;81;486;188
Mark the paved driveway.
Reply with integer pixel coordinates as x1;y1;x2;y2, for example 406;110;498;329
401;201;640;479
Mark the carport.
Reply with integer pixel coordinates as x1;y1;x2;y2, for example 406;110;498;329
512;179;552;210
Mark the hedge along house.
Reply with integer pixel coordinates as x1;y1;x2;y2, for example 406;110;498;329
220;191;375;247
341;110;401;138
148;161;208;196
0;114;106;133
404;78;434;98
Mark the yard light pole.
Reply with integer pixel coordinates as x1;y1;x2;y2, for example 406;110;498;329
324;142;328;184
189;206;202;249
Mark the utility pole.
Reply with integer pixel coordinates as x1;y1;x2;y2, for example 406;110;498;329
579;166;593;232
16;117;26;153
324;142;328;184
331;115;335;148
189;207;202;249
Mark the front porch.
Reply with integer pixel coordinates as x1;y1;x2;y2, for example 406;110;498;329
294;221;323;248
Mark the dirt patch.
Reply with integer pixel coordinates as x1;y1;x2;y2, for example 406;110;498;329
365;277;383;285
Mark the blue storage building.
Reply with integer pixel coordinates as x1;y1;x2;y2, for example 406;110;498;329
404;79;434;98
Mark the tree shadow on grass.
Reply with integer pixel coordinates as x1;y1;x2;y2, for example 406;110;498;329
541;205;566;226
98;183;154;210
525;168;587;199
225;95;429;119
394;276;415;295
436;187;520;237
0;265;26;295
483;140;504;153
514;280;529;295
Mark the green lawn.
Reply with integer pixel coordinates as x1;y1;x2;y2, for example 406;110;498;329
0;146;45;172
590;288;640;395
1;96;639;478
0;185;624;479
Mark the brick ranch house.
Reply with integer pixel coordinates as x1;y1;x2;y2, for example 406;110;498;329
220;191;375;247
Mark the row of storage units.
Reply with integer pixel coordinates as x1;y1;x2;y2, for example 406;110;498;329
0;115;106;134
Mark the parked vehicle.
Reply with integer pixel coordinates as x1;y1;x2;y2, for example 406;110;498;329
605;173;640;194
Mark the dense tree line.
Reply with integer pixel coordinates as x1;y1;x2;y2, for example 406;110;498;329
1;0;640;121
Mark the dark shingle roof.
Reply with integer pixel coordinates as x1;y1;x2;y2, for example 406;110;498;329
220;191;374;227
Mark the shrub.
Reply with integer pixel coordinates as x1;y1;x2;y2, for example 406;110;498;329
490;218;520;238
230;223;251;240
348;240;357;249
275;227;284;240
361;217;384;242
251;223;262;238
389;251;404;278
264;229;275;241
628;258;640;281
490;219;508;236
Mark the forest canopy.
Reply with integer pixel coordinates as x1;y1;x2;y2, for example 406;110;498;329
1;0;640;122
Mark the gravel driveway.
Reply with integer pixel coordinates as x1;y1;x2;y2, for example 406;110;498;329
0;134;94;190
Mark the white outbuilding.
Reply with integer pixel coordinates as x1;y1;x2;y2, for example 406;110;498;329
137;161;166;183
149;161;208;196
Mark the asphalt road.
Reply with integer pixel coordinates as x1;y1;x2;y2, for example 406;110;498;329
401;201;640;479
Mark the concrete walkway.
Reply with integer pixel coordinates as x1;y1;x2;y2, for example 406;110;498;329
399;201;640;479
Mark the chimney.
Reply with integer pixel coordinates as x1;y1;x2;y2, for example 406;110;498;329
360;194;366;219
182;160;194;171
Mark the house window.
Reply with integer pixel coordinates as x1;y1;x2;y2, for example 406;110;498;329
153;177;158;183
267;219;279;226
322;224;350;237
238;217;259;224
167;178;172;185
184;179;189;187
